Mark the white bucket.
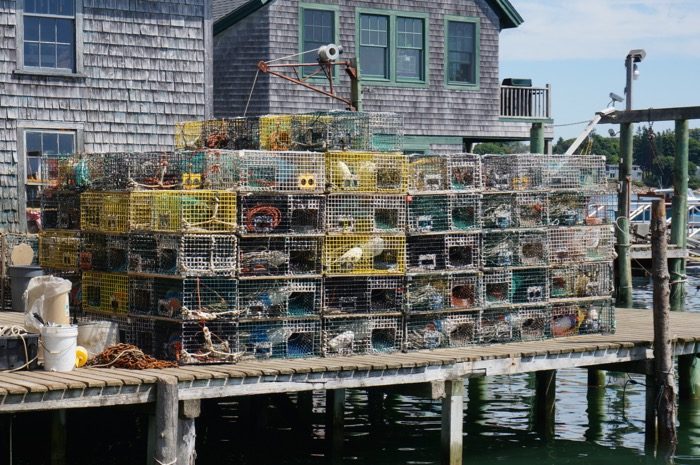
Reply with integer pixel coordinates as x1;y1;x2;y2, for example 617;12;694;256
41;325;78;372
78;321;119;357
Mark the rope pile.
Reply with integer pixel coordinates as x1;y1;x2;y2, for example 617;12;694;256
88;343;177;369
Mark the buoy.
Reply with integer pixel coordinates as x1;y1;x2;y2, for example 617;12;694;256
75;346;88;368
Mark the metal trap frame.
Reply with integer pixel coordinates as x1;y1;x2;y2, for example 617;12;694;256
548;225;615;265
483;230;548;268
548;192;589;227
516;193;548;228
39;230;81;270
550;262;614;300
326;151;408;193
511;267;550;305
125;315;155;357
238;150;326;193
238;317;321;359
80;233;129;273
405;273;449;313
480;306;551;343
238;277;322;318
290;112;371;152
129;276;238;320
81;192;130;234
197;118;260;150
239;236;323;277
551;299;614;337
322;314;403;356
482;154;544;191
326;194;406;234
408;154;448;192
323;234;406;275
239;193;326;235
128;190;237;234
544;155;607;191
176;318;241;364
196;149;240;190
82;271;129;315
322;276;405;315
175;121;205;150
407;193;481;233
407;232;481;273
368;112;404;152
405;310;479;350
259;115;293;151
483;270;513;307
448;154;483;191
586;193;616;226
481;193;516;229
41;188;81;230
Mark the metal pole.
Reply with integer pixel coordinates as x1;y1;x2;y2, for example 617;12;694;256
670;119;688;311
530;122;545;154
616;122;634;308
625;55;633;111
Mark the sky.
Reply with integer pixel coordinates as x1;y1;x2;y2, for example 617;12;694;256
499;0;700;141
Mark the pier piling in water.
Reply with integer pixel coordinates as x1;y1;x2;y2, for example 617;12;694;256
440;378;464;465
534;370;556;440
326;388;346;463
154;377;178;465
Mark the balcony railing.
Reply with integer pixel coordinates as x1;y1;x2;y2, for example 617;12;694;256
500;84;551;119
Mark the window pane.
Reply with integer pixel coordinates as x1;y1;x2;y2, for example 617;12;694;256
59;0;73;16
40;18;56;42
56;44;73;70
24;42;40;67
397;48;421;80
447;21;476;84
25;17;40;41
40;42;56;68
302;8;334;75
56;19;73;44
27;157;41;181
58;133;75;154
26;132;42;154
360;46;387;78
42;133;59;155
25;0;37;13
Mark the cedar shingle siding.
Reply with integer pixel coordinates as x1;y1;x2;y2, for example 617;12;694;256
0;0;209;231
213;0;552;145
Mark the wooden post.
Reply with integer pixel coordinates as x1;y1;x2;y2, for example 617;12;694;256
297;391;314;439
679;354;700;400
50;410;67;465
1;414;12;465
616;122;634;308
645;374;657;451
177;399;200;465
154;377;178;465
534;370;556;440
585;375;605;443
325;389;345;463
441;378;464;465
650;199;677;457
367;388;384;431
349;58;362;112
670;119;689;311
530;122;545;154
587;368;606;388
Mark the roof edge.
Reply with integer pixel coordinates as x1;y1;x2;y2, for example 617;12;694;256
487;0;524;29
214;0;272;35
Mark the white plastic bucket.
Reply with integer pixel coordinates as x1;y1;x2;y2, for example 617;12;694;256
41;325;78;372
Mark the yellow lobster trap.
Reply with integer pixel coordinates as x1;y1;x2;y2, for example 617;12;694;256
259;115;293;151
175;121;205;150
326;151;408;193
80;192;130;233
323;234;406;276
39;231;80;270
129;190;237;234
82;271;129;314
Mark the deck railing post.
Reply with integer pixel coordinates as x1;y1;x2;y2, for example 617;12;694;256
441;378;464;465
326;388;346;463
534;370;556;440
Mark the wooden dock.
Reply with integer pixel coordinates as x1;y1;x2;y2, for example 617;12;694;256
1;308;699;464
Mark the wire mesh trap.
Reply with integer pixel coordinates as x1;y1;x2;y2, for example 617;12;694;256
81;192;130;234
82;271;129;314
550;262;614;300
483;230;548;268
201;117;260;150
483;270;513;307
448;154;483;191
129;276;238;320
1;234;39;269
480;306;550;343
290;112;372;152
239;194;325;235
409;154;448;192
322;314;403;356
175;121;205;150
511;268;549;304
326;151;408;193
124;316;155;356
407;233;480;272
150;318;240;364
368;112;404;152
238;150;326;192
326;194;406;234
79;233;129;272
39;231;80;270
239;278;322;318
238;317;321;359
543;155;607;191
407;193;481;232
239;236;323;277
482;154;544;191
548;226;615;265
405;274;449;313
323;234;406;275
259;115;293;151
77;312;130;346
481;193;516;229
41;189;81;230
194;149;239;190
405;310;479;350
129;190;237;233
551;299;614;337
516;193;548;228
548;192;588;227
322;276;405;315
586;193;616;225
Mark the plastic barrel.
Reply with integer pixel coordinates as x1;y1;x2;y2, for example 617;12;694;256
7;266;43;312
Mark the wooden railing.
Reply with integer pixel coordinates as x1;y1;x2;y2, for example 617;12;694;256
500;84;551;119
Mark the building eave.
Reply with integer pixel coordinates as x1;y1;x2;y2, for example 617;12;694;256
214;0;272;35
486;0;524;29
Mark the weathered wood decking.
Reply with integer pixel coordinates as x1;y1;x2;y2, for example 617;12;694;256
0;309;698;413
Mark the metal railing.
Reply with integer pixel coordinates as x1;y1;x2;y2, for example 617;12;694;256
500;84;551;119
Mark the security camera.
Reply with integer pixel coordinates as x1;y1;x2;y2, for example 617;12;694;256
608;128;617;137
609;92;624;103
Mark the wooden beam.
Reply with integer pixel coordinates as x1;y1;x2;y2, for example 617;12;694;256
384;381;446;400
599;106;700;124
441;379;464;465
595;360;654;375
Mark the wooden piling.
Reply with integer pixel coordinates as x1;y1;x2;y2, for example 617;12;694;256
650;199;677;457
670;119;689;311
367;387;385;430
645;374;657;450
178;400;200;465
50;410;67;465
1;414;12;465
530;122;545;154
297;391;314;439
587;368;606;388
154;377;178;465
679;354;700;400
441;378;464;465
325;389;345;463
585;376;604;443
534;370;556;440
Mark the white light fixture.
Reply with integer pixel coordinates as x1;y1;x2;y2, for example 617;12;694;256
633;63;640;80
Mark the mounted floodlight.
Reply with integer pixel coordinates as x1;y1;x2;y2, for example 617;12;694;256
627;49;646;63
633;63;640;80
609;92;624;103
318;43;343;62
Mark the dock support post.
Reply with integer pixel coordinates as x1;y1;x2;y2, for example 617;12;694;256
585;374;605;443
534;370;556;440
367;388;384;430
441;378;464;465
530;123;545;154
616;122;634;308
645;374;657;450
298;391;314;439
587;369;606;388
50;410;67;465
679;354;700;400
670;119;688;311
651;199;677;457
154;377;178;465
178;399;200;465
1;414;12;465
326;389;345;463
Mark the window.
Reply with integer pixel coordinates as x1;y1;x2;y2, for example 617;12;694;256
22;0;76;71
446;18;479;86
358;11;427;85
301;6;336;76
23;130;75;232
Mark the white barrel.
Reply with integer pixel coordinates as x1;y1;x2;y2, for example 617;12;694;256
41;325;78;372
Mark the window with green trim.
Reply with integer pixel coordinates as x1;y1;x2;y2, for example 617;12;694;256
396;17;424;81
359;14;389;79
446;20;476;85
301;7;335;75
